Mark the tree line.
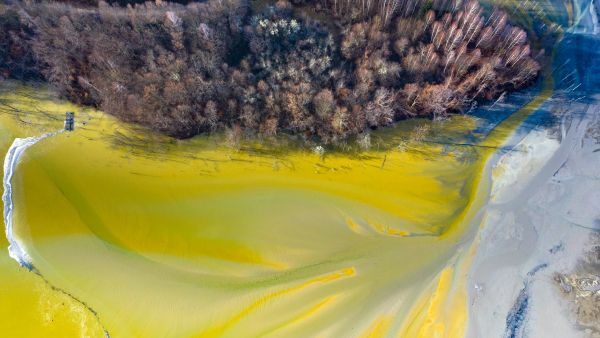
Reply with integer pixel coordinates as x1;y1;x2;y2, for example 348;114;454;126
0;0;541;142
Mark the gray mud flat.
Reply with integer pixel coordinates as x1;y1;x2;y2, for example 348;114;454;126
467;2;600;337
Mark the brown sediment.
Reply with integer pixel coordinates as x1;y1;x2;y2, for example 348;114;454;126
554;233;600;337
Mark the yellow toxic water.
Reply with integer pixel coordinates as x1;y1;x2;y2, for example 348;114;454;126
0;81;524;337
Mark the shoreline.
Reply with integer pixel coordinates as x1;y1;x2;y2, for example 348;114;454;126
2;132;60;269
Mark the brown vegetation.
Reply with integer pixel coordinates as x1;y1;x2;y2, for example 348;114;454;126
2;0;541;141
24;0;247;137
0;7;39;80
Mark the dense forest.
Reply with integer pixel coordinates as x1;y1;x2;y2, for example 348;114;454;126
0;0;541;142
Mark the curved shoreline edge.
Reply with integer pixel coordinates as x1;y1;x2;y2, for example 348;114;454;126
2;130;112;338
2;131;60;269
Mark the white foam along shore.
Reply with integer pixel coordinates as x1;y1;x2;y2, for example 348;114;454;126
3;131;61;269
